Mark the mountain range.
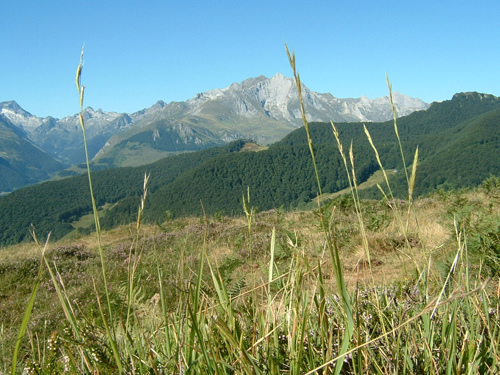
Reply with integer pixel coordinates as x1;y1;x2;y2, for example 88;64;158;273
0;113;65;193
0;91;498;246
0;73;428;192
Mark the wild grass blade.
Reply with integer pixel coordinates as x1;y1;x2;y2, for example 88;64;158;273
349;141;372;270
268;228;276;307
125;172;150;329
75;46;123;373
286;44;354;374
363;124;394;199
386;74;410;186
285;44;322;197
408;147;419;203
286;48;351;306
10;231;48;375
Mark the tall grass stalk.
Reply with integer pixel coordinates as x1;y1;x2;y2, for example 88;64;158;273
386;74;421;241
386;74;409;187
75;46;123;372
10;230;48;375
124;172;150;329
363;103;422;272
242;187;260;348
331;125;373;273
286;43;354;373
364;77;422;267
285;44;322;198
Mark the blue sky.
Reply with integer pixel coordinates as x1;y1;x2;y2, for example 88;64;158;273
1;0;499;119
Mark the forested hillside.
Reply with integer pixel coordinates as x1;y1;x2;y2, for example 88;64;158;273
276;92;500;197
0;92;498;247
140;143;376;223
0;142;240;245
388;107;500;195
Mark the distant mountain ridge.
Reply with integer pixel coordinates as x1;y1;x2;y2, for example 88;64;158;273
0;91;497;246
0;114;65;193
0;101;44;132
1;74;429;171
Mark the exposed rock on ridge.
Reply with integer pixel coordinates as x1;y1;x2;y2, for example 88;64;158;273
1;74;429;167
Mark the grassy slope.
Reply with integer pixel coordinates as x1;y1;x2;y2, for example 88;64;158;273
317;169;397;202
1;182;499;373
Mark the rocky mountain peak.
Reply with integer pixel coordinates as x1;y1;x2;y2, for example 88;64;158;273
152;100;167;110
0;100;43;131
239;75;268;90
2;75;431;169
0;100;23;111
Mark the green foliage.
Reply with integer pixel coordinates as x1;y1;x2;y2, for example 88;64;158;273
443;187;500;276
144;143;371;221
0;141;240;245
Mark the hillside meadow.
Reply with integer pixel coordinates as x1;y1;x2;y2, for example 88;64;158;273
1;176;499;373
1;49;499;374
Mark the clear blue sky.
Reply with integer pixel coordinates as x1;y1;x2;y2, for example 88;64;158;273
1;0;499;119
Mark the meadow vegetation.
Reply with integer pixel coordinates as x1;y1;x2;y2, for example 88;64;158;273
0;47;499;374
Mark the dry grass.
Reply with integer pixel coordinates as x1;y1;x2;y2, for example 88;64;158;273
2;184;499;373
241;142;268;152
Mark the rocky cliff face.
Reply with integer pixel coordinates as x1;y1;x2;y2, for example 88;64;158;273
181;73;429;125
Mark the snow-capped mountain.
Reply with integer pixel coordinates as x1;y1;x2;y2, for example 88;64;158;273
0;113;65;193
1;74;429;168
0;101;43;132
